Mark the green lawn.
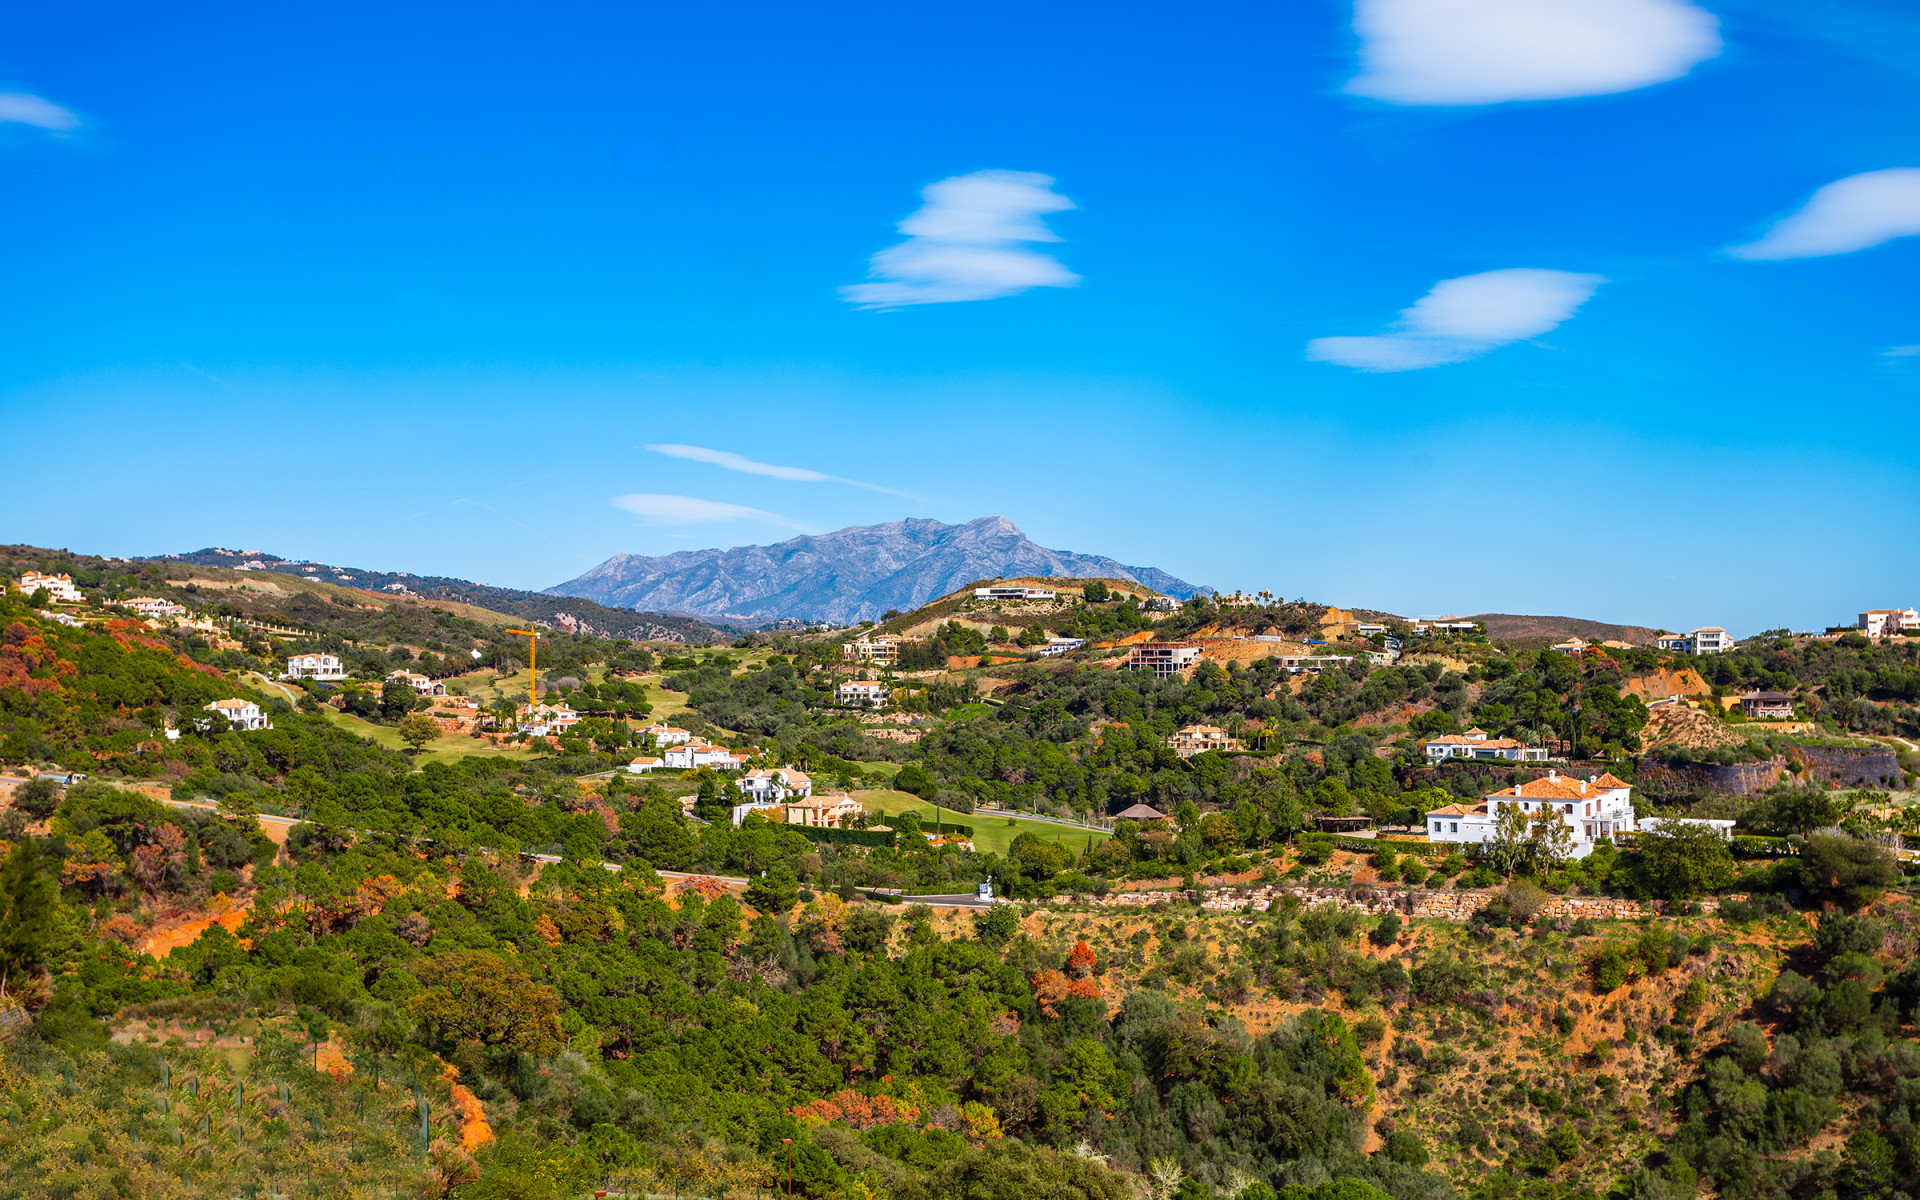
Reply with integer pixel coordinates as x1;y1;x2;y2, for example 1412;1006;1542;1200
316;708;544;767
855;788;1108;857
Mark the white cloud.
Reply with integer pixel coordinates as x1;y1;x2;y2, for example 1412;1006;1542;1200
1345;0;1721;106
842;170;1080;309
1884;345;1920;358
0;92;80;132
1307;268;1606;372
609;493;813;531
1729;169;1920;260
644;443;917;498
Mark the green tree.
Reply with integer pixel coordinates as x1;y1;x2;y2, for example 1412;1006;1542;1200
396;712;442;752
902;1137;1132;1200
1634;821;1735;900
973;903;1020;946
407;950;564;1055
379;678;419;721
10;778;60;821
1799;832;1898;909
0;839;57;982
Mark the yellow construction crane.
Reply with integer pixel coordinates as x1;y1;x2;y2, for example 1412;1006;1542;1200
504;629;544;714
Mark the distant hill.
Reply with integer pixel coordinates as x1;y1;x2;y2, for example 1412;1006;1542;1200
546;516;1207;625
1471;612;1661;646
150;549;736;643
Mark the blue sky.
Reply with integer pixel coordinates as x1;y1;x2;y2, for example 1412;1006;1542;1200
2;0;1917;635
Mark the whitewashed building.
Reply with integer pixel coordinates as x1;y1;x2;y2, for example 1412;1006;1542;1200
1425;771;1636;859
664;740;745;770
975;586;1057;602
18;572;83;603
283;653;347;681
1422;728;1550;763
123;596;186;618
204;698;272;731
386;670;446;696
637;722;693;746
837;681;891;708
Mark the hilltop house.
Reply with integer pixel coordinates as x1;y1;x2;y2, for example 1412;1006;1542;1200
1277;654;1354;674
843;634;902;664
123;596;185;619
283;653;347;681
1168;724;1242;759
664;740;745;770
1040;637;1085;657
1127;642;1202;678
1411;616;1480;634
205;698;272;732
517;703;581;736
18;572;83;603
837;681;891;708
1421;728;1550;763
1425;771;1636;858
1656;628;1736;655
386;670;446;696
975;586;1056;602
1739;690;1796;719
1860;609;1920;638
1550;638;1588;656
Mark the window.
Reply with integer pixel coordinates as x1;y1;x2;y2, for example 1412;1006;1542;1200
1450;822;1458;833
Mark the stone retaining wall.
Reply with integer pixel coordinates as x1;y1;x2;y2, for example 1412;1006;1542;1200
1085;883;1703;922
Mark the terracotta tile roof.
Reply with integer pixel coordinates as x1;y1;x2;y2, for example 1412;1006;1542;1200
1591;772;1633;790
1492;776;1602;801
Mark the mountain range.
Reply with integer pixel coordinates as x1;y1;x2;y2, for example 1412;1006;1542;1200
545;516;1207;625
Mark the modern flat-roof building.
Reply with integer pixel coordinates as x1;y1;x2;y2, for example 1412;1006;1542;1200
1040;637;1085;656
1127;642;1202;677
1656;627;1736;655
974;586;1057;602
1410;616;1480;634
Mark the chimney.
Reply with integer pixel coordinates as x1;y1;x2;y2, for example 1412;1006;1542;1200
1548;769;1557;780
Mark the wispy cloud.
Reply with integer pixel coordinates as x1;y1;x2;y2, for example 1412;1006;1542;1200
610;493;813;531
0;92;81;132
645;443;917;498
842;170;1080;309
1345;0;1720;106
1308;268;1606;372
1729;169;1920;260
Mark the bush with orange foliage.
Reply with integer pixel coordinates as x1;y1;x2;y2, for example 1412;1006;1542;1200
789;1089;922;1130
1032;941;1101;1018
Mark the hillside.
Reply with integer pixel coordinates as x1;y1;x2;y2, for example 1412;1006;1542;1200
1471;612;1661;646
547;516;1207;624
148;547;734;643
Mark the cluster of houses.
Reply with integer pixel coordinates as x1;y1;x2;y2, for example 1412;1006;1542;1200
1654;627;1735;655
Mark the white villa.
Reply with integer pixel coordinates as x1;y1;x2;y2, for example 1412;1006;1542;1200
518;703;581;736
123;596;185;619
283;652;347;681
205;698;272;731
975;586;1056;602
637;722;693;746
1040;637;1085;657
1422;728;1550;763
664;740;746;771
625;755;665;773
837;681;891;708
386;670;446;696
1860;609;1920;639
1425;771;1637;858
19;572;83;603
740;767;813;804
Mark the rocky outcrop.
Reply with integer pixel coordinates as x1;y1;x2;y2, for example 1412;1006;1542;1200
548;516;1204;624
1637;759;1786;798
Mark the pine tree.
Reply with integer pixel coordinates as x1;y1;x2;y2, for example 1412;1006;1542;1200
0;839;56;986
